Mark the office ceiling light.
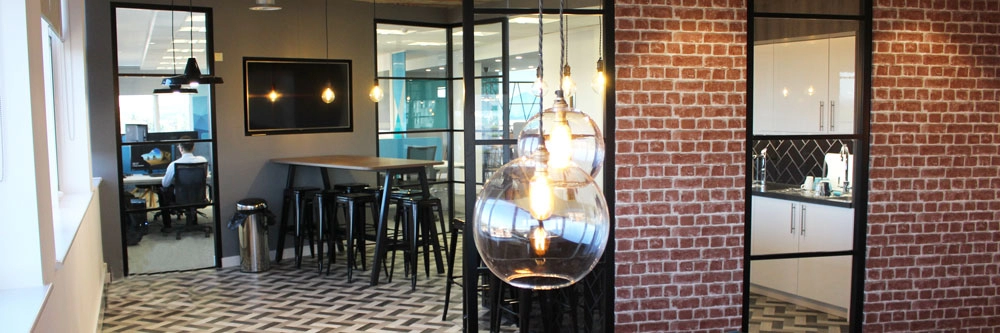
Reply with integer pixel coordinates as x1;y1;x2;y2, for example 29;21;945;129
473;0;609;291
250;0;281;11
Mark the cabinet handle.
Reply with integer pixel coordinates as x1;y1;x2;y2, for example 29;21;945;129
790;203;796;234
829;100;836;131
818;101;825;131
800;205;807;236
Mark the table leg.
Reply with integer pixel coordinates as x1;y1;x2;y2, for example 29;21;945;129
370;170;395;286
276;165;299;264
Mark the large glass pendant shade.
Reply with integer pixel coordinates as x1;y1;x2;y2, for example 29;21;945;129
473;154;610;290
517;93;605;177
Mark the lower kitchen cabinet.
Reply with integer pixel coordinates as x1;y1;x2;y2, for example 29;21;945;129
750;195;853;310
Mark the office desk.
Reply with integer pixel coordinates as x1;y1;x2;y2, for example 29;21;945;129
271;155;443;286
123;174;164;186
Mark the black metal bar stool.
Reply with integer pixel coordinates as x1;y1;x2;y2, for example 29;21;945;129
388;194;447;290
333;192;378;281
313;189;344;275
276;186;320;268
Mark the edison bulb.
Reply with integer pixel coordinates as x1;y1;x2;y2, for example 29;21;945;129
560;65;576;97
547;116;573;169
530;67;547;97
268;89;280;102
591;59;606;93
369;83;384;102
321;87;335;103
528;167;554;221
531;226;549;256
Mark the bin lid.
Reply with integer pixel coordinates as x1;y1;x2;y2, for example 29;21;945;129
236;198;268;211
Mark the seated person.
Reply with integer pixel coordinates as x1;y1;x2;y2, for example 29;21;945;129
158;142;207;231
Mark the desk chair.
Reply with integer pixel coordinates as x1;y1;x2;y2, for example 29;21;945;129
403;145;438;184
171;162;213;239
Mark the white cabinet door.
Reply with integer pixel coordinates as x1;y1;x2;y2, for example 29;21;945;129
798;255;852;309
751;258;798;295
750;196;799;295
828;36;856;134
798;203;854;252
772;39;828;134
750;196;798;255
753;44;774;135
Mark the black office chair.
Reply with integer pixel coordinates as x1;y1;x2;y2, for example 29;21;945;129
171;162;213;239
405;145;438;183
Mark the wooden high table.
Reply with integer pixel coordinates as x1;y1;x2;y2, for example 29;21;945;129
270;155;443;286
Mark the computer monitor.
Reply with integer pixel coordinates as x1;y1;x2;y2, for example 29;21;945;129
130;143;174;175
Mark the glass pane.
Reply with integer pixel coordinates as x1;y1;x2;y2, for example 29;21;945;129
473;77;505;140
473;22;503;73
376;23;448;78
477;144;514;184
755;18;859;42
116;8;210;75
118;77;213;141
376;78;450;132
452;80;465;130
378;132;452;182
755;0;860;16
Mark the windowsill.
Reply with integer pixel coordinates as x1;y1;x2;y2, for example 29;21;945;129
0;284;52;332
53;178;100;263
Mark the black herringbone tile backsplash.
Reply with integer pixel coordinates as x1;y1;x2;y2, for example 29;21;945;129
752;139;855;186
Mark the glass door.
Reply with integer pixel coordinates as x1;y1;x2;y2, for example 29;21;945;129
113;4;220;275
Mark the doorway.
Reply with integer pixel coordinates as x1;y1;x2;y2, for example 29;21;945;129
744;0;872;331
112;3;221;275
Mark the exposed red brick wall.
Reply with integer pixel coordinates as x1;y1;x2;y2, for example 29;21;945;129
613;0;747;331
867;0;1000;331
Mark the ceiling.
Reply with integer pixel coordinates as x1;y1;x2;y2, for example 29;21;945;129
114;4;599;76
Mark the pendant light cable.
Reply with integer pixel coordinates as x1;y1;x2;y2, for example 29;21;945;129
536;0;545;146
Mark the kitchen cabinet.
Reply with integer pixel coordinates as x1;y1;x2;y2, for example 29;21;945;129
753;36;855;135
752;44;775;134
750;195;853;309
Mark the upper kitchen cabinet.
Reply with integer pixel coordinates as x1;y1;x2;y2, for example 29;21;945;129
752;18;860;136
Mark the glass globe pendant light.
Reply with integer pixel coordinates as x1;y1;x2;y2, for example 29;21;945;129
517;90;605;176
473;0;609;291
473;150;610;290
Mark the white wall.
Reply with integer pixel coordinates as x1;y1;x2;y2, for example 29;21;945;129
35;186;106;333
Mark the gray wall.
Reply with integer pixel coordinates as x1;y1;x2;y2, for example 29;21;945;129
88;0;454;278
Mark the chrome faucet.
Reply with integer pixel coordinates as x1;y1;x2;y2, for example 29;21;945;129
839;144;851;193
756;148;767;188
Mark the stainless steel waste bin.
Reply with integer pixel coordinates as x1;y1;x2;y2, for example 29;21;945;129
234;198;271;273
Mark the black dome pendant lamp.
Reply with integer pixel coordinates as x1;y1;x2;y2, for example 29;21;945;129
159;0;223;91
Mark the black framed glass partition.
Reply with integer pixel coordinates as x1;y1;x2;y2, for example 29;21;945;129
112;3;221;275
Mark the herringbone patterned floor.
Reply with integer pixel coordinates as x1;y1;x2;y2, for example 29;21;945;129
102;251;488;332
748;293;849;333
